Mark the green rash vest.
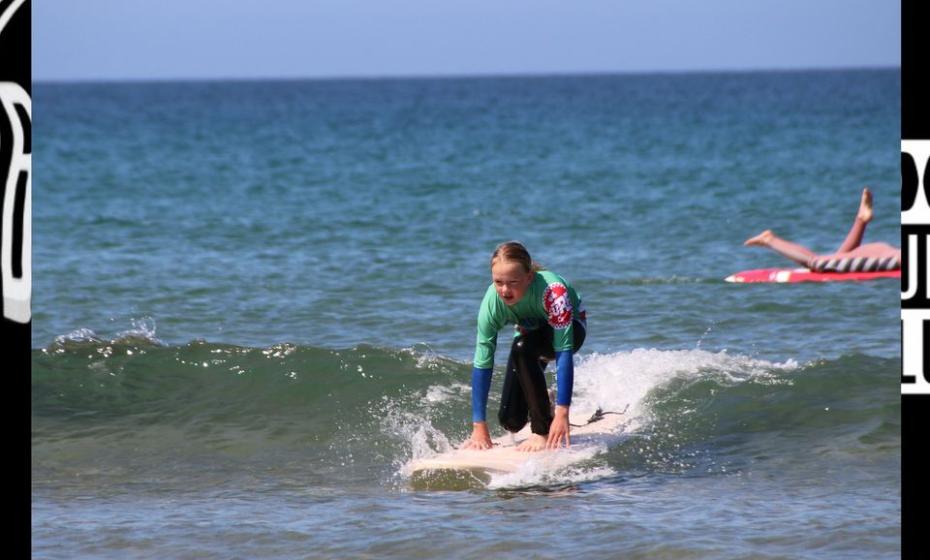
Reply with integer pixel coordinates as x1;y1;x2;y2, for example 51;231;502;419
473;270;586;369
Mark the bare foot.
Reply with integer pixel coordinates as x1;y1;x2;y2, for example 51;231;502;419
744;230;774;247
516;433;547;452
857;187;873;224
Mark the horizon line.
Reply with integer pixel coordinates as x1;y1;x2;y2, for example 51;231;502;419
34;63;900;86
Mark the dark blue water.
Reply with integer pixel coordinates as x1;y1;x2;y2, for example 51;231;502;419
33;69;900;559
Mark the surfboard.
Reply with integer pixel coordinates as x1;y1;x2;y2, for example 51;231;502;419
725;267;901;284
405;407;628;490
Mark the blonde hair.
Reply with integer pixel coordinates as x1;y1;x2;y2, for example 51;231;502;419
490;241;544;272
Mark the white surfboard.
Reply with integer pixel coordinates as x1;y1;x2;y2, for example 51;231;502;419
406;406;629;489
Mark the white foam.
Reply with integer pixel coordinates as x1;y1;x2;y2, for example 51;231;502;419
571;348;798;432
423;383;469;404
53;327;102;345
398;344;450;371
395;347;798;488
114;316;162;345
486;443;614;489
384;409;453;464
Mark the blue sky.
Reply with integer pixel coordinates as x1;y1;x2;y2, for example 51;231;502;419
35;1;900;81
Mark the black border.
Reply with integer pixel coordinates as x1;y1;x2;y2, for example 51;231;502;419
902;0;929;140
0;0;31;557
902;0;927;558
3;1;914;558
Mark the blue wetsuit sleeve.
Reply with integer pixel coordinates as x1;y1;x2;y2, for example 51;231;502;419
555;351;573;406
471;367;493;422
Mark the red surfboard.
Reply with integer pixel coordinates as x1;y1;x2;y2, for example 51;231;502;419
725;267;901;283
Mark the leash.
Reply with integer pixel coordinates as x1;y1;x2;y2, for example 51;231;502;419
569;403;630;427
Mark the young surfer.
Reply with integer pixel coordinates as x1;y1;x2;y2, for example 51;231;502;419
743;187;900;272
463;241;587;452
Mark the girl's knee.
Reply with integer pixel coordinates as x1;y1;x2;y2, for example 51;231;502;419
498;413;526;433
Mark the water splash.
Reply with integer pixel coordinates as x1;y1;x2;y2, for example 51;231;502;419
395;347;800;489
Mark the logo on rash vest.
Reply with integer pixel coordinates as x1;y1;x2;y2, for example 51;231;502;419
543;283;572;329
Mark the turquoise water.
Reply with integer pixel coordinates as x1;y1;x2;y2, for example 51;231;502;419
33;69;900;558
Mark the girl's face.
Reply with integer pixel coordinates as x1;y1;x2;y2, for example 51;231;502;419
491;260;534;306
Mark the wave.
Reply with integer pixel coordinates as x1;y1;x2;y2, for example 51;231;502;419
33;332;460;425
33;331;899;489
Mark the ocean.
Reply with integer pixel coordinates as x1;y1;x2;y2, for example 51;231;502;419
32;69;901;558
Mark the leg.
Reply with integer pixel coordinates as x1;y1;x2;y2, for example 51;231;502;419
835;187;873;253
498;345;530;433
744;230;819;267
498;328;554;436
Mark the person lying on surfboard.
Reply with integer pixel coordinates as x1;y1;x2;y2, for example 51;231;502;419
743;187;900;273
463;241;587;452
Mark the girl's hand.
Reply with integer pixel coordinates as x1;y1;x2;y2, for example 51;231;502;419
546;406;571;449
462;421;493;450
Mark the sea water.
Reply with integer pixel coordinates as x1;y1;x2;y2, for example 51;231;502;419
33;69;900;558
